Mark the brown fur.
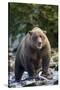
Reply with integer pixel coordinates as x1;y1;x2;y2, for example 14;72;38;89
15;27;51;82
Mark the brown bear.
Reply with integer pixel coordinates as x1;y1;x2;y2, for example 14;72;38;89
15;27;51;82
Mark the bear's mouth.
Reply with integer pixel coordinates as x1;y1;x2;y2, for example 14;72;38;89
30;42;42;50
36;44;42;50
37;46;42;50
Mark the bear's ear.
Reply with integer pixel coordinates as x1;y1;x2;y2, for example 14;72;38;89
43;31;47;34
29;31;32;35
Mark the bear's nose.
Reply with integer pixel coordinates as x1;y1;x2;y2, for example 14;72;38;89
38;42;41;46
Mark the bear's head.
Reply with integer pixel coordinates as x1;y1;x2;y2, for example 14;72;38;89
29;27;47;50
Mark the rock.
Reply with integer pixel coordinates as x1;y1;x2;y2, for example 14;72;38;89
8;59;15;72
51;48;58;56
8;48;58;87
8;68;58;87
52;55;58;62
55;65;58;71
49;60;56;68
21;79;36;87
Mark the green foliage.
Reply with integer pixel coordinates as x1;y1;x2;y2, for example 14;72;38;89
8;3;58;47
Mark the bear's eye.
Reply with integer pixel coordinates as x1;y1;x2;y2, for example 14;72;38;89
39;35;42;38
39;35;45;40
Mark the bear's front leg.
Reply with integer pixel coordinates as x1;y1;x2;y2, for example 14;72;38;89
42;54;50;78
27;59;36;79
15;59;24;82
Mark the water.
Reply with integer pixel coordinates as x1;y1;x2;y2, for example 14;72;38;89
8;69;58;88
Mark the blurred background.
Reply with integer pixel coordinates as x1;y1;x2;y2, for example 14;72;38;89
8;3;58;49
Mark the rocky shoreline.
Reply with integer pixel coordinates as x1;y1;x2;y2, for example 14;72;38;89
8;48;58;87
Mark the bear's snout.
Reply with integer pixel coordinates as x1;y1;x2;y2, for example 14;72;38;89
38;42;41;46
37;40;42;49
37;37;42;46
